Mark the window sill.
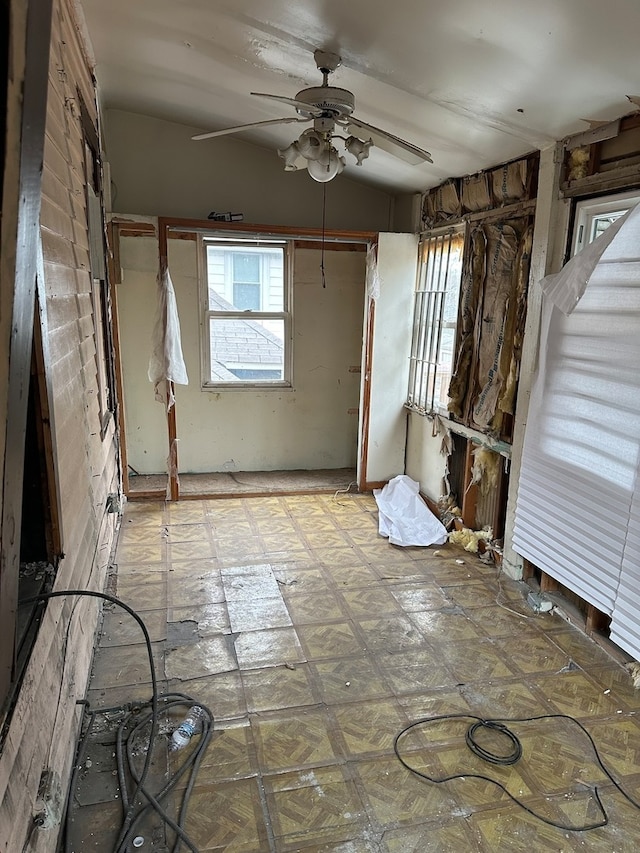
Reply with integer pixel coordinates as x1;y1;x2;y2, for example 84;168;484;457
404;405;512;458
201;382;293;392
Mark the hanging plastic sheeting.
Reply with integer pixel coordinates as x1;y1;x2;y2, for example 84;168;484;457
366;243;380;300
540;205;633;315
374;475;448;547
513;201;640;660
148;266;189;410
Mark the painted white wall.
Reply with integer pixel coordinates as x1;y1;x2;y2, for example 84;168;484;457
116;235;169;472
363;232;418;484
405;411;447;501
118;233;366;473
103;109;398;231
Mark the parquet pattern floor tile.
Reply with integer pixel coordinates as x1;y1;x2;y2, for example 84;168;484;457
69;494;640;852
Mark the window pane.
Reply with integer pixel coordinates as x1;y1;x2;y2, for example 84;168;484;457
590;211;624;243
407;230;464;413
233;252;260;283
233;282;260;310
209;317;285;382
207;244;285;311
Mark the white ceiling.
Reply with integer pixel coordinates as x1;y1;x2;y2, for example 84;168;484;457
78;0;640;195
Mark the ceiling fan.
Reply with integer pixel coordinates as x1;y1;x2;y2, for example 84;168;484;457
192;49;433;182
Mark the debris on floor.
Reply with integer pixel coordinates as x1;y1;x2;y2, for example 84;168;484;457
526;591;554;613
626;661;640;689
449;524;494;553
436;494;462;530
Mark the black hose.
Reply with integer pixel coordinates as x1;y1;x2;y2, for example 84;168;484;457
22;590;213;852
394;712;640;832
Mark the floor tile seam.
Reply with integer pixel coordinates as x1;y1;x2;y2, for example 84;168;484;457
464;637;569;679
522;679;627;718
268;812;378;850
377;661;462;698
345;761;475;838
335;586;407;615
114;560;168;569
93;639;167;656
306;649;396;684
100;606;170;626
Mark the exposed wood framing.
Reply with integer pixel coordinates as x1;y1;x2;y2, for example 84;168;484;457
501;144;569;579
107;228;129;495
358;298;376;491
159;216;376;243
462;198;537;224
540;572;560;593
586;603;610;636
460;440;479;529
157;219;179;501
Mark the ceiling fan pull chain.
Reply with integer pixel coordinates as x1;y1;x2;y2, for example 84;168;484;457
321;183;327;288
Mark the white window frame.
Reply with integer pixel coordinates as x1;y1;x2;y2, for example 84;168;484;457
406;224;465;415
572;189;640;255
199;235;293;390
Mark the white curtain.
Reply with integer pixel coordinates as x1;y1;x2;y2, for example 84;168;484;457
513;203;640;658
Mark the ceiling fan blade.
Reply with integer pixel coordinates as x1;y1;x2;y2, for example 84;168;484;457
192;116;308;141
251;92;324;116
346;116;433;165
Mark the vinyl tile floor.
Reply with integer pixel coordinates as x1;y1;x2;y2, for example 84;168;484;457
67;494;640;852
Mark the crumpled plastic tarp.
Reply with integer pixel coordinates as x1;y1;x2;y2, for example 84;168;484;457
374;475;448;547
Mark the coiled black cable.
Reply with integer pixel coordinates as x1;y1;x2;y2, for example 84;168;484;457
464;719;522;765
394;712;640;832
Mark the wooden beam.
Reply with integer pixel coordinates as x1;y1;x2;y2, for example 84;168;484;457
158;214;376;243
158;221;180;502
586;603;609;636
358;297;376;492
540;571;560;593
108;254;129;497
461;440;479;529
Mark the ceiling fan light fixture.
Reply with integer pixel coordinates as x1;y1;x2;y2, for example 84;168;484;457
306;147;345;183
345;135;373;166
277;141;305;171
297;128;325;160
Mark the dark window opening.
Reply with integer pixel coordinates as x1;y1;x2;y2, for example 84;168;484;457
2;347;57;735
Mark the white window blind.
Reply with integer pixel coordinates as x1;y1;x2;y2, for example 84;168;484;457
513;202;640;658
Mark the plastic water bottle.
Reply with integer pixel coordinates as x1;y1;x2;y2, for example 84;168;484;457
170;705;205;751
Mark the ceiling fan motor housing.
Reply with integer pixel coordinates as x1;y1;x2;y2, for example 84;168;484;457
294;86;355;118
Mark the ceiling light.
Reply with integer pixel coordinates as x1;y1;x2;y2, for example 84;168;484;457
277;121;371;182
306;146;345;183
277;141;306;171
345;135;372;166
297;128;325;160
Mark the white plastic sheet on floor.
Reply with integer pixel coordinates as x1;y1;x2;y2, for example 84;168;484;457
374;475;448;547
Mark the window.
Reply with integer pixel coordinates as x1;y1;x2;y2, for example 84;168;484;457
406;228;464;414
572;190;640;255
201;239;291;386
